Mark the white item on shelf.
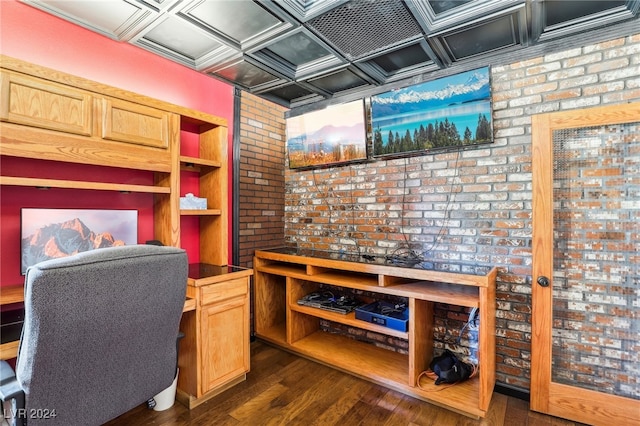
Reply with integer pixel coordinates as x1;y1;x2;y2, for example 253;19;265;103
180;193;207;210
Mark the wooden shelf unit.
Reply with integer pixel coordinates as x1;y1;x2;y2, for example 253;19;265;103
178;119;228;265
0;54;232;251
254;248;497;419
0;56;241;407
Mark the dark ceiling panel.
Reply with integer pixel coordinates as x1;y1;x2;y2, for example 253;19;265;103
259;83;319;104
544;0;627;26
211;59;283;90
532;0;640;42
429;0;475;15
261;32;329;66
306;68;371;94
441;14;521;60
427;5;528;66
249;27;345;80
354;39;441;84
371;43;434;73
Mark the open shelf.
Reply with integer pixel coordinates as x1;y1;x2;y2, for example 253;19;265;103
180;209;222;216
413;373;483;418
257;323;287;345
291;330;409;386
180;155;221;170
0;176;170;193
395;281;480;307
296;270;380;288
256;263;307;276
290;304;409;339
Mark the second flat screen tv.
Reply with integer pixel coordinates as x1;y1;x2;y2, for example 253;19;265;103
371;67;493;158
286;100;367;169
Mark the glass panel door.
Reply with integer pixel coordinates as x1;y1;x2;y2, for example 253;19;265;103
531;103;640;424
552;123;639;399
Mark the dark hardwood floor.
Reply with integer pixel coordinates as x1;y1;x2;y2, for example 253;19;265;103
106;341;585;426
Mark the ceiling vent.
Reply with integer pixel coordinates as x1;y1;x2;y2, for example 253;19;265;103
307;0;424;61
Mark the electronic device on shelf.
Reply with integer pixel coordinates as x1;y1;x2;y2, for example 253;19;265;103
297;291;363;315
355;301;409;331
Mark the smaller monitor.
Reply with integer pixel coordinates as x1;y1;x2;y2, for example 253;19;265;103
286;100;368;169
20;208;138;274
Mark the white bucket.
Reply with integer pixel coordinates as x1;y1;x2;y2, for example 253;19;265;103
152;369;178;411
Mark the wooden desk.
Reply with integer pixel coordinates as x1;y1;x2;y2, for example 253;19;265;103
0;285;24;305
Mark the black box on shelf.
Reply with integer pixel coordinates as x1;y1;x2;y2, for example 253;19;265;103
355;301;409;332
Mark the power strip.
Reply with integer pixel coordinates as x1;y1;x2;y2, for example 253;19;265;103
468;307;479;331
456;308;479;344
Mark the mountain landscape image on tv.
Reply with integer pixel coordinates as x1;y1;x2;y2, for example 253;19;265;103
371;66;492;158
286;100;367;169
21;208;138;274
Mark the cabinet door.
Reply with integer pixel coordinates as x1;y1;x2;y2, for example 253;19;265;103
0;71;92;136
101;97;170;148
200;295;249;395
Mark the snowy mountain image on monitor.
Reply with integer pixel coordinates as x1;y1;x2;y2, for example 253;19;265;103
20;209;137;274
371;67;492;158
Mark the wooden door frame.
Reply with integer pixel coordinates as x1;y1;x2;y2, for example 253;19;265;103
531;102;640;424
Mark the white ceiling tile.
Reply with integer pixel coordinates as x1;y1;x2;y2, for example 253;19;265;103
23;0;157;40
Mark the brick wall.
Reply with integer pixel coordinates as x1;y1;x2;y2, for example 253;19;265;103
237;91;287;268
238;33;640;392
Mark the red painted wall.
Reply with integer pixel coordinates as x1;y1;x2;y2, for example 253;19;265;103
0;0;235;286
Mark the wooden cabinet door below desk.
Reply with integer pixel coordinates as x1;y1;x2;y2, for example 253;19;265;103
199;281;250;395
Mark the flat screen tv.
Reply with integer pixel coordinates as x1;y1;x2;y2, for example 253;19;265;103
20;208;138;274
286;99;368;169
371;66;493;158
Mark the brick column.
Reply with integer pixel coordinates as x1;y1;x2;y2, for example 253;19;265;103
237;92;287;268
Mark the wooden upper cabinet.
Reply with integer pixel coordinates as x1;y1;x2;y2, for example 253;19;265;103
101;97;170;149
0;70;92;136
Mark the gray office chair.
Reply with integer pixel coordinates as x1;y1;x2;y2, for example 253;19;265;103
0;245;187;425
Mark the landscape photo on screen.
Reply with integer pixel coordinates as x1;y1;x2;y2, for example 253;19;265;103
286;100;367;169
371;66;492;158
21;208;138;274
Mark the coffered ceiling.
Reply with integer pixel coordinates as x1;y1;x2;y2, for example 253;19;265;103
22;0;640;112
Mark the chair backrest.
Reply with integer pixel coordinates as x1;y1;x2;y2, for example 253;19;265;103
16;245;187;425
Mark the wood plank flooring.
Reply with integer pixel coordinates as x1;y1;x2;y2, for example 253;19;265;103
105;341;586;426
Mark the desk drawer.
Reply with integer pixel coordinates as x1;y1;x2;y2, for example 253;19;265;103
200;278;247;306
